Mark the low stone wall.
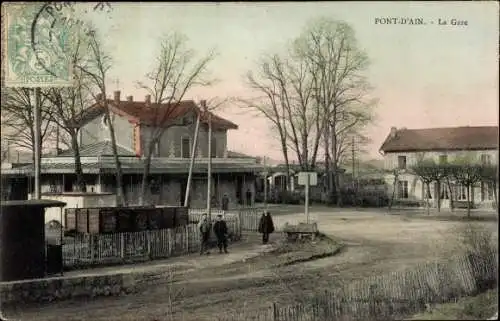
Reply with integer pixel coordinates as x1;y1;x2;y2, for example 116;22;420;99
0;273;139;307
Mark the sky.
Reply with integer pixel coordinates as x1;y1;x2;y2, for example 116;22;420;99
84;1;498;161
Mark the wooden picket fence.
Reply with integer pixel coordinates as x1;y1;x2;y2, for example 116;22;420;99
218;249;498;321
62;219;241;269
188;207;266;232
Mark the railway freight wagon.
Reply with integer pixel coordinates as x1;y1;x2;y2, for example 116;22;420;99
65;206;189;234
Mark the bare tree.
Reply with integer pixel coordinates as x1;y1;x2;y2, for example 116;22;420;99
449;158;483;218
293;18;375;205
75;26;127;205
241;57;293;189
43;34;95;192
135;32;215;205
242;17;375;201
1;88;54;163
411;159;438;215
479;164;498;211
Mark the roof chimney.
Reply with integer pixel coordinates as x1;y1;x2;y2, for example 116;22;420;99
145;95;151;105
200;99;207;112
390;127;398;138
126;95;133;102
114;90;121;103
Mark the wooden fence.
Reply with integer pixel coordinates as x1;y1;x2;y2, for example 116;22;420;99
188;207;266;232
62;219;241;269
218;249;498;321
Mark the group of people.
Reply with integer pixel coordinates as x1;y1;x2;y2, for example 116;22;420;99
197;211;276;255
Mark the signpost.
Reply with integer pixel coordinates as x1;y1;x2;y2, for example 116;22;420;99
297;172;317;224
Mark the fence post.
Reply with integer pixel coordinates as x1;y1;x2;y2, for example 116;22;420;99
89;234;94;264
272;302;278;321
146;231;151;259
120;233;125;260
185;225;189;254
237;209;243;233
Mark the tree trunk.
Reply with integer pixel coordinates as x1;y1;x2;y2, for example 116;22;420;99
447;178;454;212
426;182;431;215
71;133;86;192
388;173;398;212
493;181;498;212
466;185;471;218
280;138;292;191
104;110;126;206
331;131;341;207
324;123;332;203
139;140;155;206
436;181;441;212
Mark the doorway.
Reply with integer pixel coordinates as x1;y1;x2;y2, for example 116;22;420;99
236;175;243;205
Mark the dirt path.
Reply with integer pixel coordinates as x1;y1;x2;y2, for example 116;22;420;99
3;212;497;321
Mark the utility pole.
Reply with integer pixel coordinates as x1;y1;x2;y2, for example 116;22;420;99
184;111;201;207
206;103;213;222
34;87;42;200
351;136;355;183
263;156;268;208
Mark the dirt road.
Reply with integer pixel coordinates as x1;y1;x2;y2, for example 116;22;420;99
3;210;497;321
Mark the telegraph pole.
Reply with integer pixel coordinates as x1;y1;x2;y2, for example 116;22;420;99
184;111;201;207
34;88;42;200
206;107;213;222
351;136;355;183
263;156;268;208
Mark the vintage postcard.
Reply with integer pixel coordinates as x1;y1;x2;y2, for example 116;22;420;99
1;2;498;321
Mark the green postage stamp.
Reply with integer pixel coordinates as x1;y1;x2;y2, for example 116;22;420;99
3;3;74;87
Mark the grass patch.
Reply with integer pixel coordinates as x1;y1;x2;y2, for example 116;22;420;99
408;288;498;320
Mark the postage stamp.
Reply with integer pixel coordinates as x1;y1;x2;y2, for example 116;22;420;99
3;3;74;87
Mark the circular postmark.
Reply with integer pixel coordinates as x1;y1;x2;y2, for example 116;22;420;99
5;3;74;85
29;2;113;81
30;3;74;80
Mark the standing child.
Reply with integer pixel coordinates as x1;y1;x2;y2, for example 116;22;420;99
197;213;211;255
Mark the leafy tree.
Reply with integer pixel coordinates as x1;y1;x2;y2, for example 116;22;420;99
411;159;437;215
478;164;498;211
448;158;483;217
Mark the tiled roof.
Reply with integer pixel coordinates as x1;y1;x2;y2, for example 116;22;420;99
3;161;263;175
227;151;255;159
380;126;499;153
57;141;136;157
77;99;238;130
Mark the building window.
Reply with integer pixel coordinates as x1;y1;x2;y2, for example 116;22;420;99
154;141;160;157
397;156;407;170
440;184;449;199
455;185;467;201
480;154;492;165
211;137;217;158
181;137;190;158
397;180;408;199
481;182;494;201
439;155;447;165
181;116;191;125
150;179;160;195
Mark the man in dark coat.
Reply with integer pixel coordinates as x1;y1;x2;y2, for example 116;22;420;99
258;211;275;244
213;214;229;253
198;213;211;255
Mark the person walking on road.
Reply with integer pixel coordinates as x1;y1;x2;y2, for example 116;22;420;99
213;214;229;254
258;211;275;244
198;213;211;255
